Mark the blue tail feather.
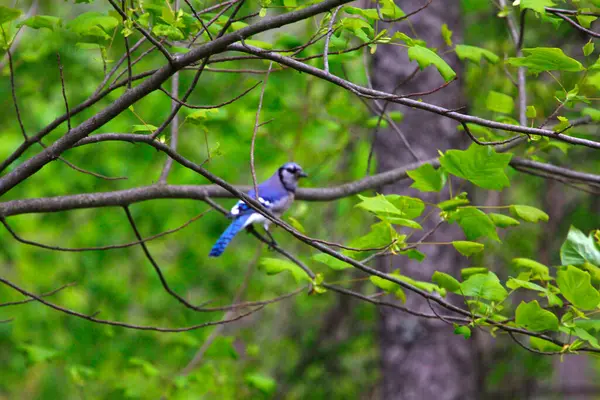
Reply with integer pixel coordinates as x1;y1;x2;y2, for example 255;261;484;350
209;215;251;257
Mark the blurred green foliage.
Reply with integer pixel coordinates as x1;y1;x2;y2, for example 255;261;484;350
0;0;599;399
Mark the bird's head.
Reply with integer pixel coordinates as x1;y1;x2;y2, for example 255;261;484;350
278;162;307;192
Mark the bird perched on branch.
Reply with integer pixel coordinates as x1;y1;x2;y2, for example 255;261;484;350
209;162;308;257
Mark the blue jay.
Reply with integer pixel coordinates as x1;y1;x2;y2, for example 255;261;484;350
209;162;308;257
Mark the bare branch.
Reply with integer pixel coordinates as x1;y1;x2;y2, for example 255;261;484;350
157;80;261;109
548;9;600;38
323;6;342;73
57;53;71;132
0;210;211;252
0;0;354;196
0;276;264;332
93;37;146;96
7;45;27;140
2;133;599;217
251;63;273;198
375;0;432;23
228;43;600;149
107;0;174;64
121;0;133;89
0;282;76;307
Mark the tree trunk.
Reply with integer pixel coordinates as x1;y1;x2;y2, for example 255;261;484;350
371;2;479;399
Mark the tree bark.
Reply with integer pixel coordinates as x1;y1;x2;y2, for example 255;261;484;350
372;2;479;399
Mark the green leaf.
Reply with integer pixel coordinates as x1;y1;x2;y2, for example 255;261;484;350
577;8;598;27
245;373;277;395
67;12;119;42
509;205;549;223
355;194;402;215
455;44;499;64
439;144;512;190
312;253;351;271
407;45;457;82
441;23;453;46
18;15;61;31
399;248;426;262
185;108;220;124
582;107;600;122
486;91;514;114
407;163;446;192
556;266;600;310
432;271;461;293
365;116;388;128
388;111;404;121
518;0;556;14
452;241;485;257
355;194;424;224
395;273;446;296
343;6;380;20
560;226;600;267
515;301;559;332
584;40;595;57
448;208;500;242
512;258;550;279
385;195;425;219
153;24;184;40
489;213;520;228
369;275;406;301
461;271;507;301
453;325;471;339
530;337;562;352
573;327;600;349
0;6;22;25
131;124;157;133
438;193;470;211
259;258;310;282
526;105;537;119
286;216;305;234
460;267;489;280
345;222;395;257
378;0;405;19
506;48;585;73
506;278;547;292
553;116;570;132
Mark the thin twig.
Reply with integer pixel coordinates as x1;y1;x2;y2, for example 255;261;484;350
548;10;600;38
0;282;76;307
93;37;145;96
157;81;261;109
121;0;133;89
323;6;342;73
107;0;174;64
0;275;263;332
7;45;27;140
374;0;432;23
250;62;273;198
57;53;71;132
1;210;211;252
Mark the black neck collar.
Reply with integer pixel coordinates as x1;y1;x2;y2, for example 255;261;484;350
278;168;296;193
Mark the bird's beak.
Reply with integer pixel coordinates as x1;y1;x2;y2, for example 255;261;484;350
298;170;308;178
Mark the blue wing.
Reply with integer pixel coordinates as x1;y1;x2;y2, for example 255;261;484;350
228;188;278;218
